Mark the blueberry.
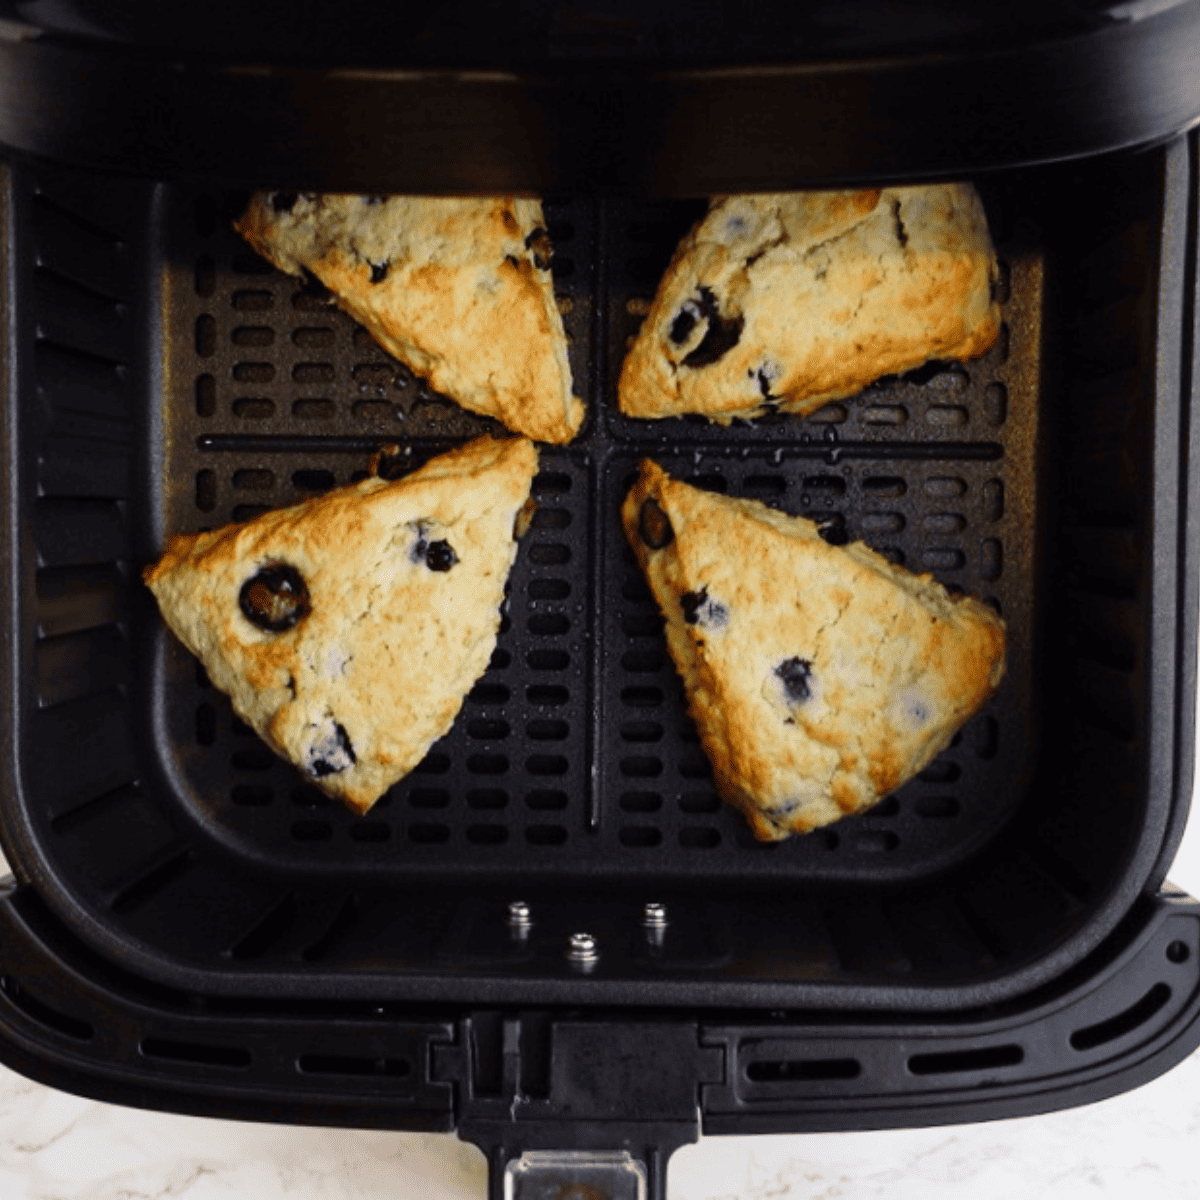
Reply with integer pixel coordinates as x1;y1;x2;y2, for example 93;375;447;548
369;261;389;284
239;564;310;633
670;305;699;345
524;227;553;272
775;657;813;703
638;498;674;550
307;721;356;777
270;192;298;213
681;588;728;629
670;286;744;368
425;540;458;572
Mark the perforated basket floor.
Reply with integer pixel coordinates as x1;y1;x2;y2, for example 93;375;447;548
149;186;1038;887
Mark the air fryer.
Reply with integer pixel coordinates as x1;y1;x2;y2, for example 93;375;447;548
0;4;1197;1200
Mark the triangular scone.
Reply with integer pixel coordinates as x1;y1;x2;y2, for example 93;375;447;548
235;194;583;444
144;436;538;815
619;184;1001;423
621;460;1005;840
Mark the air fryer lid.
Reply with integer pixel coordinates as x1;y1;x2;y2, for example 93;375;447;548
0;0;1197;192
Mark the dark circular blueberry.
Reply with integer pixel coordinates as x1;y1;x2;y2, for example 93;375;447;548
638;498;674;550
369;261;389;284
425;540;458;572
239;564;310;632
270;192;298;213
775;657;813;703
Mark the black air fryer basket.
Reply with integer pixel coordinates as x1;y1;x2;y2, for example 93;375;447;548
1;4;1200;1198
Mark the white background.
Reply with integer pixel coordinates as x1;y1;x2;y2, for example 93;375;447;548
1;724;1199;1196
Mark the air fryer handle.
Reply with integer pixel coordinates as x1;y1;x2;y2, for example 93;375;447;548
440;1017;719;1200
463;1134;687;1200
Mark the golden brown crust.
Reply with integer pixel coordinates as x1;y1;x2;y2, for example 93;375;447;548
620;460;1006;840
618;185;1001;423
144;436;539;815
235;194;583;444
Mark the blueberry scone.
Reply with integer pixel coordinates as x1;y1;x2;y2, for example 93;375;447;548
143;436;538;815
621;460;1006;840
235;194;583;444
619;185;1001;423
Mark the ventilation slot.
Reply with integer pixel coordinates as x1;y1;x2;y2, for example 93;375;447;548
110;849;196;915
140;1037;252;1069
467;824;508;845
232;746;275;772
410;823;450;844
530;579;571;600
1070;983;1172;1051
620;827;662;847
291;821;333;842
409;789;449;809
468;753;509;775
526;825;567;845
745;1058;860;1083
49;780;140;836
0;977;94;1041
528;650;570;670
229;894;298;960
863;476;907;496
349;822;390;843
468;719;510;741
529;614;570;636
529;544;571;566
298;1054;411;1078
468;789;508;810
231;784;272;806
526;790;567;810
907;1044;1023;1075
527;719;569;741
232;289;273;312
415;752;451;774
302;895;360;963
533;471;572;494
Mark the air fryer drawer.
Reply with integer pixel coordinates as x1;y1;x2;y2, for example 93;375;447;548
0;138;1195;1018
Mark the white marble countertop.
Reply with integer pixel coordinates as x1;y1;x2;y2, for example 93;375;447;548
4;728;1200;1197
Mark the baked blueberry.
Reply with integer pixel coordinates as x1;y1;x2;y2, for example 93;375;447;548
425;540;458;571
775;656;813;703
681;587;729;629
239;564;310;633
670;286;744;368
638;498;674;550
525;227;553;272
369;261;389;284
306;720;356;777
270;192;298;213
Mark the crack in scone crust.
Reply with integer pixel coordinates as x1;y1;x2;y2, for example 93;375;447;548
618;184;1001;423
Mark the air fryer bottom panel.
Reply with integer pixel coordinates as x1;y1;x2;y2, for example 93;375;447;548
149;189;1038;885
